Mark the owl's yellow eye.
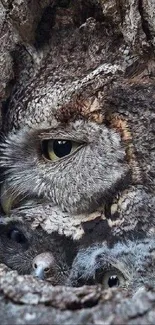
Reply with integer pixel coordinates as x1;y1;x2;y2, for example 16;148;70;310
102;270;125;289
41;139;82;161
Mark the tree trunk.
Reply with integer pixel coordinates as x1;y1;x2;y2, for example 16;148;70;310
0;0;155;323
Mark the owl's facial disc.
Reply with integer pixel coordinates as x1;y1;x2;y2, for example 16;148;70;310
41;139;84;162
0;121;130;215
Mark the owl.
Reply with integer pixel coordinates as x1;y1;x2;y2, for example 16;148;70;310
0;107;155;241
68;235;155;292
0;219;77;285
0;19;155;242
1;218;155;293
1;88;155;241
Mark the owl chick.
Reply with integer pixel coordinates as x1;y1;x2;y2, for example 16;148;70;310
68;236;155;292
0;220;77;285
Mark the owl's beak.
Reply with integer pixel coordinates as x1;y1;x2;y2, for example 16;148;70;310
32;252;55;281
32;266;45;280
0;181;21;214
1;181;42;215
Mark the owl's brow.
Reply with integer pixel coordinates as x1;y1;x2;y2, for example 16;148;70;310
36;125;91;143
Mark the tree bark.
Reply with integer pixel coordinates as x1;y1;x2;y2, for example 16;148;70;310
1;264;155;324
1;0;155;323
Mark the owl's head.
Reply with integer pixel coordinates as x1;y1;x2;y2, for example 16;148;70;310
0;220;76;284
0;116;131;215
68;236;155;291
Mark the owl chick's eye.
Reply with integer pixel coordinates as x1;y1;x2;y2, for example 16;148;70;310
7;228;27;245
41;139;82;161
97;269;125;289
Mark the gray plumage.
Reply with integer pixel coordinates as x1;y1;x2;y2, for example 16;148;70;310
0;220;76;285
0;32;155;241
0;4;155;297
0;120;129;215
1;119;155;241
68;236;155;292
2;219;155;292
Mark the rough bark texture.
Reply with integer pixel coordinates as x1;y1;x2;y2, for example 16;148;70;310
1;264;155;325
1;0;155;323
